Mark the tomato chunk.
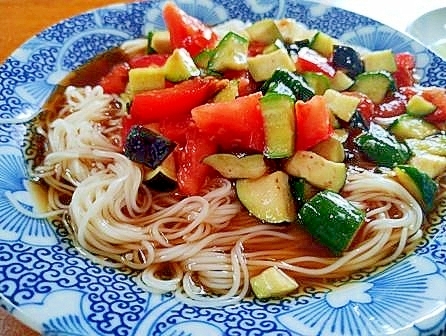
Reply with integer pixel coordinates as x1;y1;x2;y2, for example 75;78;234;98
99;62;130;94
296;47;336;78
175;127;217;195
295;95;333;150
393;52;416;88
422;87;446;123
128;54;170;68
129;77;220;124
162;2;218;57
191;92;265;152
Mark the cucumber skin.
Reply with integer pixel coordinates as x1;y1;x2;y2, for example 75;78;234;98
394;165;438;212
298;190;365;255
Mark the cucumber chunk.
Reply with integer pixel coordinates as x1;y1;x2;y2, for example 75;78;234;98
389;115;438;140
128;66;165;94
164;48;200;82
310;136;345;163
310;31;334;58
406;94;437;117
248;48;296;82
250;266;298;299
362;49;397;72
329;70;355;91
245;19;284;45
261;68;314;101
236;171;296;223
354;122;412;167
298;190;365;255
406;133;446;156
284;151;347;192
203;153;267;179
323;88;361;122
394;165;438;212
260;93;296;159
350;71;395;104
147;30;173;54
208;31;249;72
303;72;330;95
408;152;446;178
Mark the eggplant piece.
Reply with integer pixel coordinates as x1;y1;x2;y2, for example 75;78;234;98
332;45;364;78
124;125;176;169
143;154;177;191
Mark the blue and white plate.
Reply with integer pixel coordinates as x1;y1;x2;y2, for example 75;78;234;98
0;1;445;335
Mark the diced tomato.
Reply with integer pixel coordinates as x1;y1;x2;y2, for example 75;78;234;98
248;42;266;56
128;54;170;68
191;92;265;152
295;95;333;150
174;127;217;196
99;62;130;94
422;88;446;123
159;117;195;145
295;47;336;78
393;52;416;88
162;2;218;57
223;69;259;96
129;77;220;124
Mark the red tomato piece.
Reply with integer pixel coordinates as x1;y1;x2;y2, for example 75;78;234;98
393;52;416;88
159;117;195;146
128;54;170;68
295;95;333;150
99;62;130;94
191;92;265;152
296;47;336;78
422;88;446;123
174;127;217;196
129;77;220;124
162;2;218;57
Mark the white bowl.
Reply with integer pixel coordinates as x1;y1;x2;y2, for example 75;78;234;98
406;7;446;59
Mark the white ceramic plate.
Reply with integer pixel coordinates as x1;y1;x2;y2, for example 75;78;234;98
0;1;445;335
406;7;446;59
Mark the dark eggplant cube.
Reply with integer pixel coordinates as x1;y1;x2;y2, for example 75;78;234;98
332;45;364;78
124;125;176;169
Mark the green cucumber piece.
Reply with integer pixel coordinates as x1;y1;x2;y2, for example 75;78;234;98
284;151;347;192
261;68;315;101
298;190;365;255
202;153;267;179
289;176;319;207
236;171;296;223
302;72;330;95
260;93;296;159
323;88;361;122
406;94;437;117
362;49;397;72
310;31;334;58
354;122;412;167
394;165;438;212
408;152;446;178
350;71;395;104
310;136;345;163
250;266;298;299
389;114;439;140
329;70;355;91
208;31;249;72
247;48;296;82
147;30;173;54
164;48;200;82
405;133;446;156
245;19;284;45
